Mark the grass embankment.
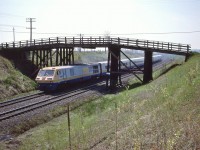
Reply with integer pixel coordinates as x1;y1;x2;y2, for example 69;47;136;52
4;54;199;149
0;56;37;101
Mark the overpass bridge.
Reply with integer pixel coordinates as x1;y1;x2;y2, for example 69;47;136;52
0;36;191;88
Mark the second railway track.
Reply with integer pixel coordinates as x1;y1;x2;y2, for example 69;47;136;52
0;92;44;108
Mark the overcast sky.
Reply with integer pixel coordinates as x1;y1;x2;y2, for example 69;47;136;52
0;0;200;48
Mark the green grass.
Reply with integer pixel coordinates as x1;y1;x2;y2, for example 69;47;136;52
0;56;37;101
4;53;200;149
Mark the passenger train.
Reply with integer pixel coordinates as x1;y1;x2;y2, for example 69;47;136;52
35;55;162;91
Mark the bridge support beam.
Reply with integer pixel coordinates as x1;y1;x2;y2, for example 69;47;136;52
32;47;74;68
56;48;74;66
107;45;121;89
143;51;153;84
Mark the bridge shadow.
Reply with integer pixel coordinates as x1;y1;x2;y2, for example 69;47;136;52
160;64;181;76
126;82;143;90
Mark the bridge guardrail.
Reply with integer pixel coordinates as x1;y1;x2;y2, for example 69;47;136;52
0;36;191;54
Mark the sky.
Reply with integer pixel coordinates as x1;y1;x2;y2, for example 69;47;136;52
0;0;200;48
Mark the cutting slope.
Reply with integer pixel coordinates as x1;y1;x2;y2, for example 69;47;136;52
0;56;36;101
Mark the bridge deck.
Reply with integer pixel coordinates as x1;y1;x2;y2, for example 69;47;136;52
0;37;191;55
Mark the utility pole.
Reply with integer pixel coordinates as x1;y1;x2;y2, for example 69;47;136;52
13;27;15;42
78;33;84;39
26;18;36;43
77;33;84;52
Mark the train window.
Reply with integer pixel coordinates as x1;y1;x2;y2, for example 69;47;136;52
57;70;60;75
38;70;54;77
45;70;54;76
70;69;74;76
38;70;45;76
93;66;99;73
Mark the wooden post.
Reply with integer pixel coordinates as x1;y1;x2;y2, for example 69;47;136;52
60;48;63;65
43;50;46;67
136;39;138;47
32;50;35;65
46;50;49;66
143;51;153;83
72;48;74;65
115;102;118;150
63;48;66;65
66;48;69;65
36;50;39;67
67;105;71;150
185;45;190;62
57;37;59;44
69;48;71;65
39;50;42;67
106;50;111;88
50;50;53;66
119;49;122;85
56;48;59;66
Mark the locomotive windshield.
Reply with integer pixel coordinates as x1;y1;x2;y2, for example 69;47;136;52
38;70;55;77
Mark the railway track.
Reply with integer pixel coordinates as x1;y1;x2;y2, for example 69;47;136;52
0;92;44;108
0;74;132;122
0;85;99;121
0;60;172;122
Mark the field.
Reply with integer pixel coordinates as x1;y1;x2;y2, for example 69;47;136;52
3;53;198;150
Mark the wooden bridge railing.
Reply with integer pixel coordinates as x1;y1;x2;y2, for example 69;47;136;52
0;36;191;54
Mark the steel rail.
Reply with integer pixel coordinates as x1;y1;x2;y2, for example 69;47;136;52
0;92;44;108
0;74;132;122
